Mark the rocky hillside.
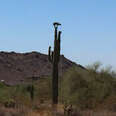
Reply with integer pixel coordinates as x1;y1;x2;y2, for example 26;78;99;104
0;51;85;85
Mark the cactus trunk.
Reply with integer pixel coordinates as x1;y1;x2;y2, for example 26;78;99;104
52;61;58;104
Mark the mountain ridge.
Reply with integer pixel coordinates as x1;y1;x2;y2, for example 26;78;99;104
0;51;85;85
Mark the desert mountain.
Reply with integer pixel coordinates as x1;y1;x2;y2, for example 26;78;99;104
0;51;85;85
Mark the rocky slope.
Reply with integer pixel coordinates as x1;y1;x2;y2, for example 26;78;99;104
0;51;85;85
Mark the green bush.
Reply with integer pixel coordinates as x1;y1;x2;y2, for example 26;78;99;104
59;63;116;110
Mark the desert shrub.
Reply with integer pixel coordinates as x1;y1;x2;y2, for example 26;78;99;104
59;63;116;110
33;77;52;101
0;77;52;107
4;98;15;108
86;61;102;72
59;67;89;109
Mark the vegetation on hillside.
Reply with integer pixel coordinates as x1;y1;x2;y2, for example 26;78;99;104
0;62;116;112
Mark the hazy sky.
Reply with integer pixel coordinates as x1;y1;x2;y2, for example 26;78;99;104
0;0;116;69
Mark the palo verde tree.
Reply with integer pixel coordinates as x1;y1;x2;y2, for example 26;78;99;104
48;22;61;104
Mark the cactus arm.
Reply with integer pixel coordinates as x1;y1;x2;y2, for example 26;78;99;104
48;46;53;63
55;27;57;43
58;31;61;54
57;31;61;62
52;51;54;62
54;27;58;52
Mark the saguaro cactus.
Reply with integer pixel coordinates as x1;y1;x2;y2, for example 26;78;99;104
48;22;61;104
27;84;34;101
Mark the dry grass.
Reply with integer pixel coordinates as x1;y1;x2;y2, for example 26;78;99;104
1;104;116;116
26;110;116;116
24;104;116;116
81;110;116;116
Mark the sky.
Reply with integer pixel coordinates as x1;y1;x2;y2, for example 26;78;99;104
0;0;116;69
